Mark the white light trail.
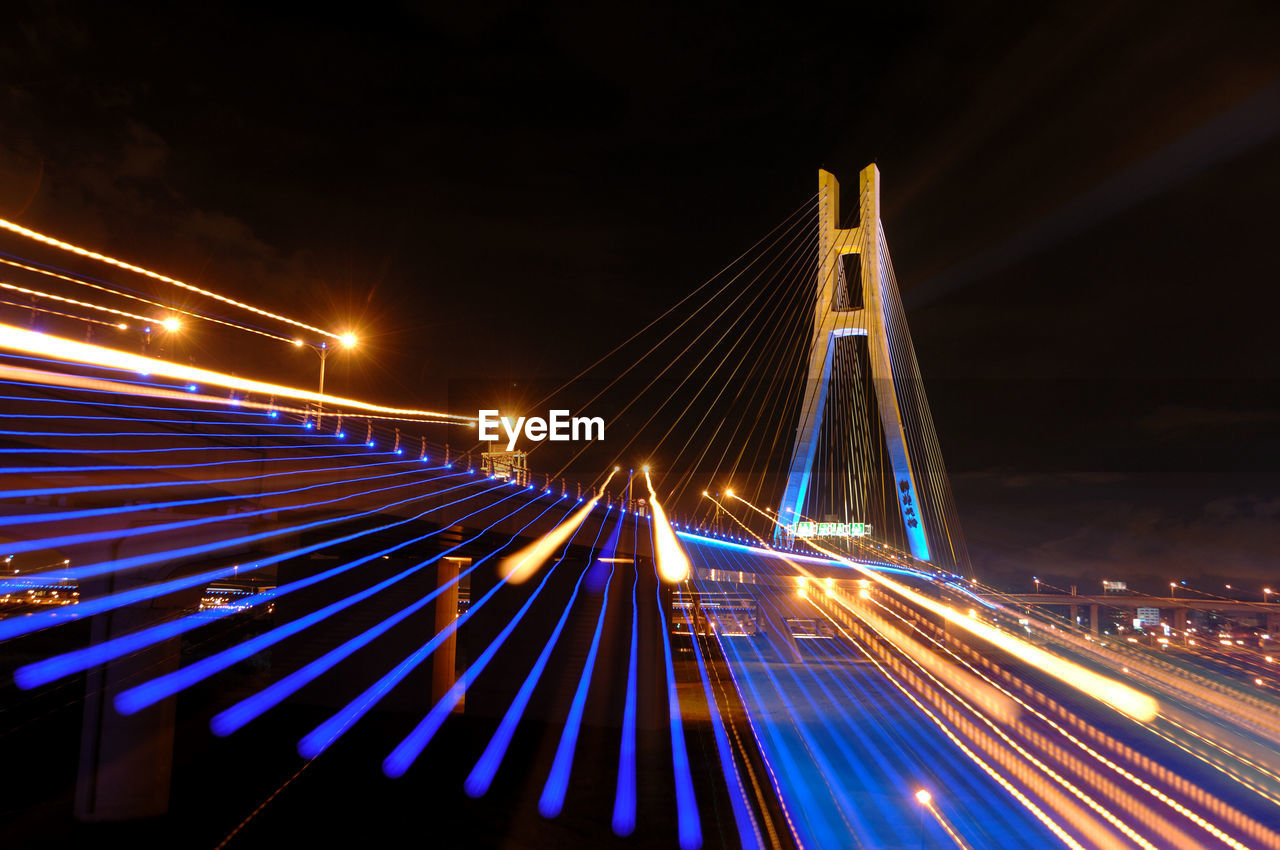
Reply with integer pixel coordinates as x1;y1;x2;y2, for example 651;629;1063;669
0;280;152;326
0;323;475;423
0;255;302;345
0;216;340;340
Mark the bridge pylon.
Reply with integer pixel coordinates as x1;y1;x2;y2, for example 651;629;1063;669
778;165;930;561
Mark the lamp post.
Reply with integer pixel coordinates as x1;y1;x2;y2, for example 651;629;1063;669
295;332;357;428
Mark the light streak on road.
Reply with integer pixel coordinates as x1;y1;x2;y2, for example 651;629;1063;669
792;534;1159;723
916;789;975;850
214;495;570;738
539;545;620;817
644;467;691;582
465;509;616;797
382;499;594;778
502;467;618;583
297;496;573;759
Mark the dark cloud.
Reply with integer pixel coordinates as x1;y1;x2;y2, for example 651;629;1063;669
1137;406;1280;435
958;471;1280;592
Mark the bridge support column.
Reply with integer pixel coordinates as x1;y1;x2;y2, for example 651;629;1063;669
71;518;250;822
1267;613;1280;635
1089;604;1100;635
75;574;196;821
432;556;463;702
1068;604;1079;628
777;166;931;562
1173;608;1188;632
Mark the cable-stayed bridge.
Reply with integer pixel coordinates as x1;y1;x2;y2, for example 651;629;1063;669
2;169;1280;850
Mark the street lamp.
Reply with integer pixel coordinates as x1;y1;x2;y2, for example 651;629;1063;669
1170;582;1177;598
143;315;182;353
1266;587;1274;602
295;333;357;428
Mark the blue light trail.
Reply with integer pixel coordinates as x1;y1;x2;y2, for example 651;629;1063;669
212;494;573;735
464;508;615;798
0;472;486;632
0;440;350;457
0;410;311;427
537;547;618;818
380;499;595;778
686;539;1059;849
611;516;640;837
653;518;703;850
115;489;543;715
677;590;764;850
297;496;575;760
0;427;329;438
15;480;512;687
0;446;384;477
0;468;473;586
0;460;440;529
0;453;404;500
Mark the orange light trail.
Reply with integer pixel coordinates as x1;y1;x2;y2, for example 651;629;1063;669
644;468;691;582
0;298;128;330
0;256;301;345
0;323;475;423
815;535;1159;722
725;491;1160;723
501;468;619;584
0;280;154;326
0;216;340;340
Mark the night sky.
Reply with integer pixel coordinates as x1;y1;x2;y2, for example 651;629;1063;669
1;0;1278;592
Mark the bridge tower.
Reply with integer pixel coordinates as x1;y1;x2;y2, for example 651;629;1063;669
779;165;931;560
